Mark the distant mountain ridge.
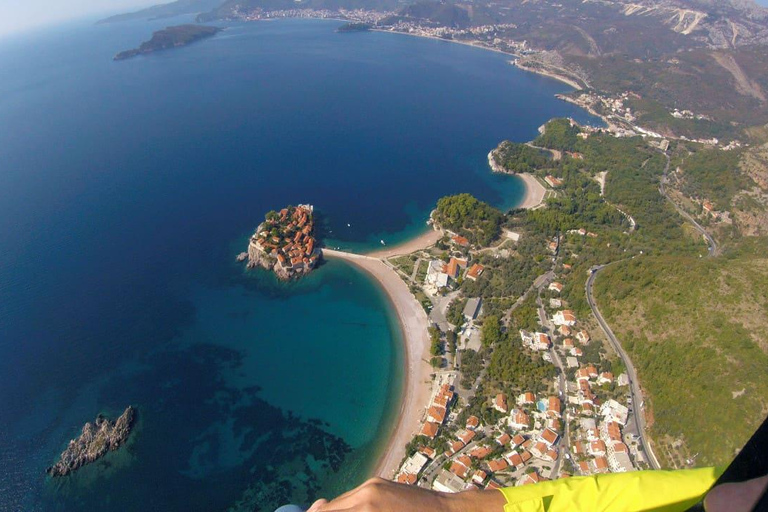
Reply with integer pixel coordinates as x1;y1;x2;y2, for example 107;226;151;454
98;0;225;24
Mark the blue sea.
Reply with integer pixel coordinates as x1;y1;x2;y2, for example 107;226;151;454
0;16;596;511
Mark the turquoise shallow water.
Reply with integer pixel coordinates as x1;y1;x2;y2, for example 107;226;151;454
0;16;597;511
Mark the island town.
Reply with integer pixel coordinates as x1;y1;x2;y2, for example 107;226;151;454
242;204;321;280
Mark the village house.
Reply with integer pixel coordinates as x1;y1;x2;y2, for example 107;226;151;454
472;470;488;486
517;392;535;406
553;310;577;326
597;372;614;385
399;452;429;481
548;282;564;293
487;459;509;473
534;332;551;351
547;396;562;418
517;472;543;486
494;393;509;413
545;175;564;188
420;422;439;439
466;263;485;281
600;400;629;426
451;235;470;248
540;427;559;447
470;446;494;460
576;330;591;344
450;455;473;479
508;409;531;430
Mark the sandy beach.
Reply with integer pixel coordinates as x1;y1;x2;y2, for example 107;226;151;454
517;173;547;209
488;150;548;210
322;249;433;479
366;227;443;259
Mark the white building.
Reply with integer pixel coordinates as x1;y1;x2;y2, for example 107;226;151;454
400;452;428;477
432;469;468;493
553;310;577;326
600;399;629;426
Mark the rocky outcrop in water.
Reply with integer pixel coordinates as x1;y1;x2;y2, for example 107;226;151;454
47;406;136;477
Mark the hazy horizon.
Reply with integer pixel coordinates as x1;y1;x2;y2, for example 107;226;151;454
0;0;156;38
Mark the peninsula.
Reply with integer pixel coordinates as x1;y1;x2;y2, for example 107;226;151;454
114;25;221;61
245;204;321;280
48;406;135;477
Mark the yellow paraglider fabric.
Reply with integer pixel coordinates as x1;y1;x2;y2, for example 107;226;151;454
499;468;723;512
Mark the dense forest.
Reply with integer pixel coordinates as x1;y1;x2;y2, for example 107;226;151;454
434;194;503;246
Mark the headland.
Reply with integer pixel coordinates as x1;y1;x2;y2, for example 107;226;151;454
114;25;222;61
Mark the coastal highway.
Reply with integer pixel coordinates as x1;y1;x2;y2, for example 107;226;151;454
586;264;661;470
659;153;718;257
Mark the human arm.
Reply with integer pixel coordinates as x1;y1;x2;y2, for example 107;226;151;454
307;477;506;512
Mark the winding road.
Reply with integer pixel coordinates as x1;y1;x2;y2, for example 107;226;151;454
586;264;661;470
659;153;718;257
578;151;720;471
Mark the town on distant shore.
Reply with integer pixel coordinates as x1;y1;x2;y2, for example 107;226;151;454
242;204;321;280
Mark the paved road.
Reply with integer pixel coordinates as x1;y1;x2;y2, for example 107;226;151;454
535;289;570;478
659;153;718;257
586;265;661;470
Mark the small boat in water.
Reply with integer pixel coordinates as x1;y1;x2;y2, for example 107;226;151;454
380;240;386;245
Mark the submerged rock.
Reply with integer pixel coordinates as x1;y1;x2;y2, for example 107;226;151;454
47;406;136;477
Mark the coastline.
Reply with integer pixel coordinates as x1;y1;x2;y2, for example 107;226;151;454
366;227;443;258
322;249;433;479
516;173;547;209
488;150;548;210
369;28;586;92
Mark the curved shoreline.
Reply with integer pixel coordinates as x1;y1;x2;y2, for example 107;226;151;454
325;158;547;480
321;249;433;479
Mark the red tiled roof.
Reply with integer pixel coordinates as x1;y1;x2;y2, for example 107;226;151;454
427;406;447;424
541;428;559;445
420;422;439;439
487;459;508;473
450;461;469;479
467;263;485;280
470;446;493;460
459;430;476;445
452;235;469;247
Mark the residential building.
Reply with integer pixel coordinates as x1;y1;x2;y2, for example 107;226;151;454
508;409;531;430
517;392;535;406
433;469;468;493
466;263;485;281
400;452;429;477
494;393;509;413
548;282;564;293
600;399;629;426
463;298;482;321
553;310;577;326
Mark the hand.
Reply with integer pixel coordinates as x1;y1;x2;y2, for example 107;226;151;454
307;477;506;512
705;474;768;512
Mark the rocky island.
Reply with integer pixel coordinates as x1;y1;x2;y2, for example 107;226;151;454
114;25;222;61
245;204;321;280
47;406;135;477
